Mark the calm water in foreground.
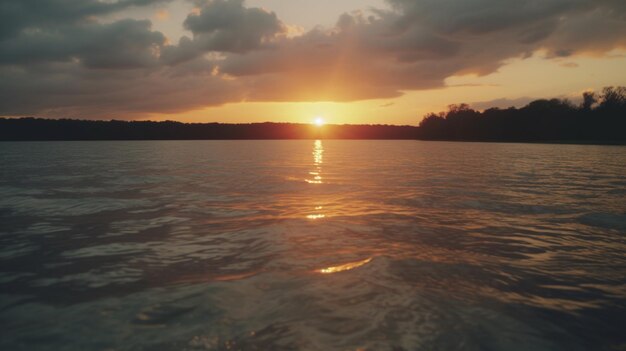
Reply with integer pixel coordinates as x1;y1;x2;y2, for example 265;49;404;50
1;140;625;351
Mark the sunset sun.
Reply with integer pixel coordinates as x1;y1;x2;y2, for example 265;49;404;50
314;117;325;126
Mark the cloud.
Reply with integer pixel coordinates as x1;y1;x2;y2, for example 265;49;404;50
212;0;626;103
1;0;625;118
0;19;165;68
183;0;285;53
0;58;244;117
470;91;587;110
161;0;286;64
0;0;170;40
470;97;539;111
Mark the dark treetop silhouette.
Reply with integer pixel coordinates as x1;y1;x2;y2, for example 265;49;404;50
416;86;626;144
1;87;624;143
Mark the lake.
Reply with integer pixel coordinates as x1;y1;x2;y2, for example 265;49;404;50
1;140;625;350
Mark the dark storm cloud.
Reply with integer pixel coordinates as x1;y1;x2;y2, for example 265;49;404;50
383;0;626;57
161;0;285;64
184;0;284;52
0;19;165;68
0;59;244;117
0;0;241;116
1;0;625;117
0;0;170;39
0;0;171;69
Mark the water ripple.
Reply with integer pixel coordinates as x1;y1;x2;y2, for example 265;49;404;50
0;140;625;350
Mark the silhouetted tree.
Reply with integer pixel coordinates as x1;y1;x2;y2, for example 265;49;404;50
416;86;625;144
598;86;626;110
581;91;597;111
418;112;447;138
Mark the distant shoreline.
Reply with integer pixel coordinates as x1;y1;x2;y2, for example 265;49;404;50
0;118;419;141
2;139;624;146
1;118;625;145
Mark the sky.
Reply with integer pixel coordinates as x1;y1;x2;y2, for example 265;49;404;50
1;0;625;125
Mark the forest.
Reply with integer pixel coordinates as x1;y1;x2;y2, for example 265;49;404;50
417;86;626;143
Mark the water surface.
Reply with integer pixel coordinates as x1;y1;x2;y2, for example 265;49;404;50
1;140;625;350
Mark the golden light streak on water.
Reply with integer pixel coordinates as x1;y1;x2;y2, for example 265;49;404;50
306;140;326;219
305;140;324;184
316;257;373;274
306;214;326;219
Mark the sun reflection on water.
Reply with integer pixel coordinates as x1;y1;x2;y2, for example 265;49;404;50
306;214;326;219
316;257;373;274
305;140;323;184
306;140;327;220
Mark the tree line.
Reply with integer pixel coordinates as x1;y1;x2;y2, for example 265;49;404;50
417;86;626;143
0;119;418;141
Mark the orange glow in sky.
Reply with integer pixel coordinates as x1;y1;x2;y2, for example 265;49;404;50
3;0;626;125
141;51;626;126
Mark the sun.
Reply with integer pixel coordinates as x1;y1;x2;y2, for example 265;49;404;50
314;117;325;126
